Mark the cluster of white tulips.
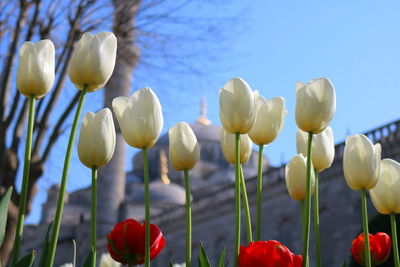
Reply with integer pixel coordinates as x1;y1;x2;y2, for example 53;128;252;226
7;26;400;267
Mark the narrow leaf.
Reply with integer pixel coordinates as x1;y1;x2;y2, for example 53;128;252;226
218;247;226;267
341;260;347;267
15;250;35;267
72;239;76;267
38;221;53;267
198;241;211;267
0;187;13;246
169;262;174;267
83;247;96;267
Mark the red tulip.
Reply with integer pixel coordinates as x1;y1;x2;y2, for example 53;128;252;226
239;240;302;267
351;232;391;266
107;219;166;265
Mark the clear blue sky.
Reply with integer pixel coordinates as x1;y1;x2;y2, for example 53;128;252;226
26;1;400;223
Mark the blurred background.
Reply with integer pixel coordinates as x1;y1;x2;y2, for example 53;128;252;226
1;0;400;266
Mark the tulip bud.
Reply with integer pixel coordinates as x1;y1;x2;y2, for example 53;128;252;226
78;108;116;168
285;154;315;201
351;232;391;266
99;253;121;267
219;77;257;134
169;122;200;171
343;134;381;191
112;87;163;149
16;40;55;99
248;95;287;145
107;219;165;265
370;159;400;214
295;78;336;134
220;129;252;164
296;127;335;172
68;32;117;92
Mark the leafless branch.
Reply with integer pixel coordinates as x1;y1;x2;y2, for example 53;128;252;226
0;1;30;122
40;90;80;163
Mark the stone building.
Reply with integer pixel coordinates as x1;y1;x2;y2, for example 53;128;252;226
21;103;400;266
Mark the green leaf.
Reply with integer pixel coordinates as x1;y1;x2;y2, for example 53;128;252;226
15;250;35;267
218;247;226;267
0;187;13;246
341;260;347;267
198;241;211;267
72;239;76;267
38;221;53;267
83;246;96;267
169;262;174;267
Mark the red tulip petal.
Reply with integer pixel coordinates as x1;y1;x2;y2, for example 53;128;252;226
125;219;145;256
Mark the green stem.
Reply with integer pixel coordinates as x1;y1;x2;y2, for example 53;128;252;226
302;132;313;267
256;144;264;241
90;167;97;267
300;200;305;243
46;86;88;267
361;190;371;267
300;200;309;267
11;96;35;266
314;169;321;267
143;148;150;267
391;214;400;267
240;164;253;243
234;133;241;267
184;169;192;267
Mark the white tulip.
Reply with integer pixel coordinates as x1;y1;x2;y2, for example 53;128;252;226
16;39;55;98
370;159;400;214
343;134;381;190
248;95;287;145
99;253;121;267
219;77;257;134
220;129;252;164
297;127;335;172
78;108;116;168
295;78;336;134
169;122;200;171
112;87;163;149
285;154;315;201
59;264;73;267
68;32;117;92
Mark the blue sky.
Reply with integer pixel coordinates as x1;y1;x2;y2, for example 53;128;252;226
26;1;400;223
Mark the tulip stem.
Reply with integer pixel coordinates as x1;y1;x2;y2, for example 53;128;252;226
302;132;313;267
11;95;35;266
234;133;241;267
361;189;372;267
313;169;321;267
184;169;192;267
391;213;400;267
240;164;253;243
46;86;88;267
142;148;151;267
256;144;264;241
90;167;97;267
300;200;305;243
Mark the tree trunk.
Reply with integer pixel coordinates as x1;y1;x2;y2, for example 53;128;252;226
97;0;141;237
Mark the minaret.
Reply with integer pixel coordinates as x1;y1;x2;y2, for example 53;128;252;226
196;96;211;125
159;150;171;184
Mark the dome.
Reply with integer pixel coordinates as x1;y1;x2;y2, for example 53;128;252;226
126;180;187;207
158;121;221;145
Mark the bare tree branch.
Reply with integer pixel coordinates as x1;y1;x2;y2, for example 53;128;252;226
40;90;80;163
0;1;30;122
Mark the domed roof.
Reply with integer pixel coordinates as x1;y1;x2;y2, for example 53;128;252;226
158;121;221;145
126;180;187;207
158;97;220;145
